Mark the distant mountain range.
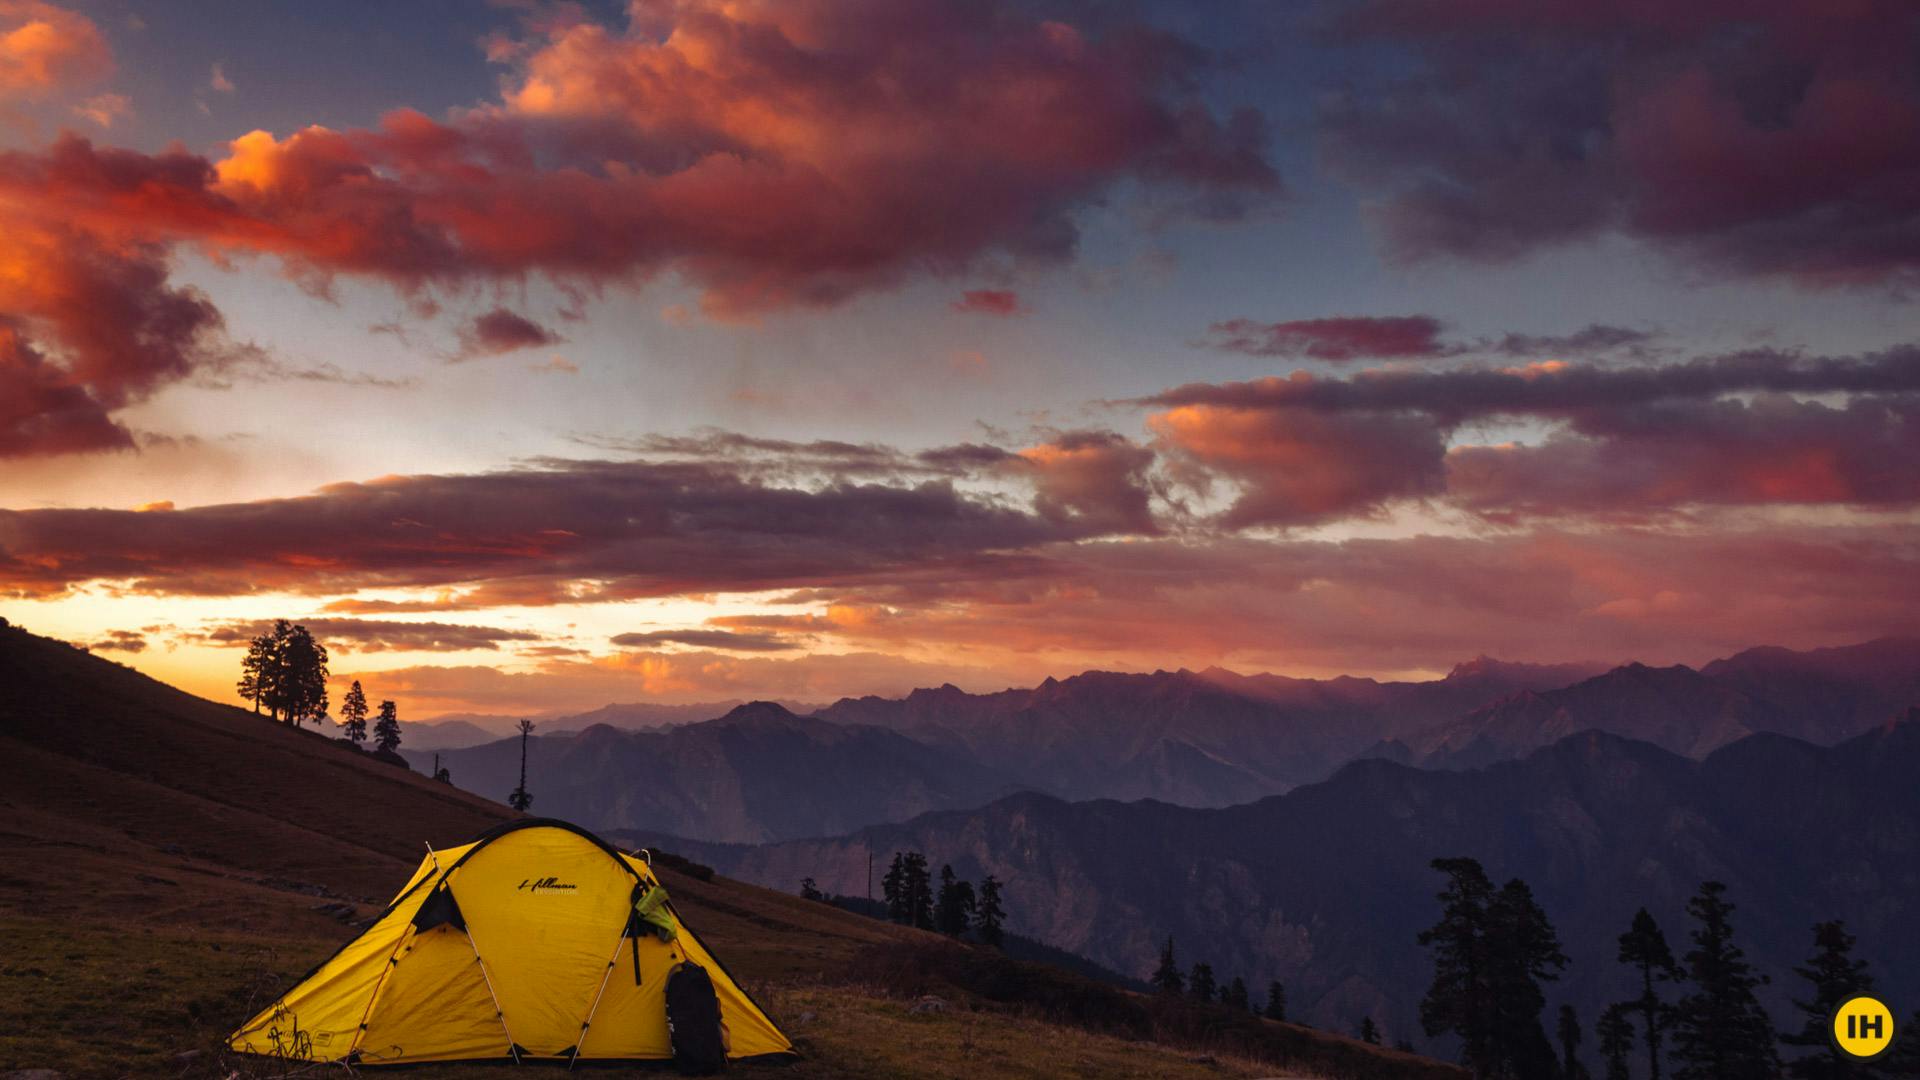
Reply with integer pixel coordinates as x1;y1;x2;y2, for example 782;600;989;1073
1377;638;1920;770
814;656;1607;803
664;711;1920;1046
410;639;1920;844
410;698;821;748
406;702;1021;842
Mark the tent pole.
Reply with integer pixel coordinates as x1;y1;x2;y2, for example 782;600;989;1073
567;931;630;1069
344;927;416;1061
464;930;520;1064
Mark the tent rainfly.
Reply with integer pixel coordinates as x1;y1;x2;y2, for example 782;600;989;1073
228;819;794;1066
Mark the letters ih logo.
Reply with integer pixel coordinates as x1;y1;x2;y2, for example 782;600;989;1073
1831;994;1895;1060
517;876;578;893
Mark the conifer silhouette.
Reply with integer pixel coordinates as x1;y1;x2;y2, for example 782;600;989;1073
1151;937;1183;995
507;719;534;811
372;699;402;753
1671;882;1778;1080
974;874;1006;948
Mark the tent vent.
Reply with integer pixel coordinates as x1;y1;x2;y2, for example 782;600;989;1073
411;885;466;932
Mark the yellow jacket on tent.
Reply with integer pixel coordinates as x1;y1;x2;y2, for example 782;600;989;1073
229;820;794;1066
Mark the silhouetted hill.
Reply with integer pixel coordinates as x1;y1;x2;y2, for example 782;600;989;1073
558;698;822;730
677;715;1920;1048
405;717;504;750
410;701;1025;843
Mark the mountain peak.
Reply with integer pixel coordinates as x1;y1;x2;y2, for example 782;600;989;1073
905;683;968;701
717;700;802;727
1444;654;1503;680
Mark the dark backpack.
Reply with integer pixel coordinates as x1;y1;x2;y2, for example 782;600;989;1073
665;961;728;1075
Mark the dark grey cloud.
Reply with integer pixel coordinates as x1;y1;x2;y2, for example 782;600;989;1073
611;629;804;653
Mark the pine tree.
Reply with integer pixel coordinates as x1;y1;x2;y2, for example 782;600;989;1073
1264;980;1287;1022
1559;1004;1591;1080
1882;1011;1920;1075
1360;1016;1381;1044
799;877;824;901
1485;877;1568;1080
372;699;402;753
506;719;533;811
1418;857;1499;1075
1188;961;1217;1004
1781;920;1876;1080
339;680;369;745
1223;976;1250;1012
900;852;934;930
882;853;908;923
1671;881;1778;1080
1597;1004;1635;1080
1618;907;1682;1080
277;624;330;726
974;874;1006;948
1419;858;1566;1080
237;629;274;714
934;865;976;937
1151;936;1184;995
258;619;295;720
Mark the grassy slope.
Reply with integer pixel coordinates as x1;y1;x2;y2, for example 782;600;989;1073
0;624;1453;1078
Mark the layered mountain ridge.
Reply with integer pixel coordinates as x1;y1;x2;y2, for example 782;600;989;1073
663;710;1920;1045
415;639;1920;844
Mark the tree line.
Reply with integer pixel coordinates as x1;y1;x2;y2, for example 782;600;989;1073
237;620;403;754
1151;935;1296;1026
802;851;1009;948
1135;856;1909;1076
1414;856;1907;1080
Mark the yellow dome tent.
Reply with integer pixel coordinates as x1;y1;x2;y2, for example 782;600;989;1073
229;819;795;1066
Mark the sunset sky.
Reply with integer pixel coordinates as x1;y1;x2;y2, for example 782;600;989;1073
3;0;1918;718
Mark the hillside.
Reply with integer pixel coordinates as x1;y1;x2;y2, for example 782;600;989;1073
0;624;1450;1079
409;701;1024;843
673;716;1920;1048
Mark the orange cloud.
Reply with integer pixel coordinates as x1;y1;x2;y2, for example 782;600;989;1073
0;0;110;100
366;647;1014;713
1149;403;1446;526
0;0;1279;453
326;519;1920;712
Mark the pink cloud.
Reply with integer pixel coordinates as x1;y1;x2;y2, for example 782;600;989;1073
455;307;563;359
1149;403;1446;526
952;289;1024;316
